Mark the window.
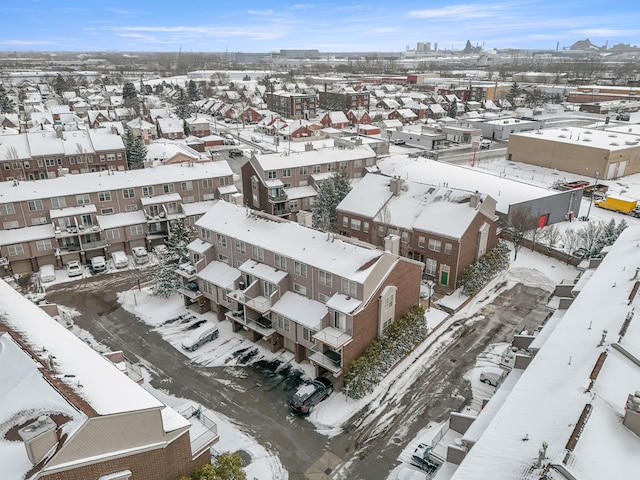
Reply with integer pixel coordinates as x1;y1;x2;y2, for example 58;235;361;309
116;153;122;161
3;163;9;170
282;168;291;178
342;216;349;227
318;270;332;287
163;184;175;194
50;197;66;209
294;261;307;277
339;161;347;170
37;159;44;167
36;239;52;251
77;157;85;164
0;203;15;215
418;236;425;248
428;239;441;252
202;178;213;188
87;156;93;163
8;245;24;256
274;253;287;270
184;196;195;203
302;326;315;342
425;258;437;276
125;204;138;212
98;191;112;202
3;220;19;229
327;163;335;172
76;194;90;206
293;283;307;295
312;165;321;174
106;229;120;240
277;315;290;332
218;253;229;263
363;222;369;233
444;243;452;255
354;159;362;168
401;231;409;243
216;233;227;247
130;225;144;235
267;170;277;179
235;240;246;254
181;181;193;191
318;292;329;303
107;154;116;161
299;166;307;175
350;219;361;231
341;278;357;297
333;311;346;331
101;207;114;215
99;154;105;162
31;217;47;226
142;186;154;197
27;200;43;211
122;188;135;199
69;157;76;164
45;159;55;166
252;245;264;261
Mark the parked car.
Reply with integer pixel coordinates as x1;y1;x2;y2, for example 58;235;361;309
38;264;56;283
131;246;149;265
480;139;491;149
153;244;169;257
617;113;630;121
111;251;129;269
250;135;262;143
181;323;219;352
289;376;333;415
90;256;107;274
393;139;406;145
479;366;505;387
65;260;83;278
229;149;243;157
572;247;590;259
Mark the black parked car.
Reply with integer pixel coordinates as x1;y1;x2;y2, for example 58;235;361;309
229;149;243;157
289;376;333;415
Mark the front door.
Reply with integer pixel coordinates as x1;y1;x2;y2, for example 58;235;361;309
440;270;448;286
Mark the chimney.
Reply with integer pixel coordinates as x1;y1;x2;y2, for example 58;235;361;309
296;210;313;227
19;416;58;465
384;234;400;255
55;127;63;139
305;142;313;151
469;190;480;208
389;177;404;196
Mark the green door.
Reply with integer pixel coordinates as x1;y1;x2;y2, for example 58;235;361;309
440;270;448;286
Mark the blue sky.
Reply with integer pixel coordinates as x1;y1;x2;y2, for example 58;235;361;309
0;1;638;52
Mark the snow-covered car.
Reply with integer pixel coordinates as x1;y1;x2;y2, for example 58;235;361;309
38;264;56;283
66;260;83;277
131;246;149;265
250;135;262;143
90;256;107;274
289;377;333;415
181;323;219;352
111;251;129;269
153;244;169;257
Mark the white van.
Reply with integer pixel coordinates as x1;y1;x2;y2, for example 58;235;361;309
38;264;56;283
181;323;219;352
90;256;107;274
480;139;491;149
480;366;506;387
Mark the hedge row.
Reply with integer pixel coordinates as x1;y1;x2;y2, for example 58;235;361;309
458;241;510;296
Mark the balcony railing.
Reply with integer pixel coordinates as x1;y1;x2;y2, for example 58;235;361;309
313;326;353;349
309;350;343;375
81;239;107;250
268;190;288;202
179;405;219;458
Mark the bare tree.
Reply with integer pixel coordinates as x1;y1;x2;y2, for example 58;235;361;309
562;229;580;259
506;207;537;260
578;220;604;256
540;225;561;254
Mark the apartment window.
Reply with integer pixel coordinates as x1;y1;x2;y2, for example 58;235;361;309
318;292;329;303
87;156;93;163
428;239;441;252
444;243;453;255
122;188;135;199
181;181;193;191
235;240;246;254
3;163;9;170
107;154;116;161
76;194;90;206
0;203;15;215
218;253;229;263
282;168;291;178
98;191;112;202
299;166;307;175
201;228;212;242
342;216;349;227
294;261;307;277
50;197;66;209
274;254;287;270
202;178;213;188
77;157;85;164
289;199;298;209
130;225;144;236
418;236;425;248
167;202;179;214
252;246;264;261
184;196;195;203
3;220;19;229
216;233;227;247
31;217;47;226
350;219;361;231
333;311;346;331
37;159;44;167
401;231;409;243
366;157;375;166
125;204;138;212
363;222;369;233
163;184;175;194
293;283;307;295
117;153;122;161
69;157;76;164
36;239;52;251
312;165;321;174
267;170;277;179
339;161;347;170
354;159;362;168
318;270;332;287
277;315;290;332
27;200;43;211
45;159;55;166
8;245;24;256
302;326;315;342
425;258;437;276
142;186;154;197
99;154;105;162
327;163;335;172
341;278;357;297
106;229;120;240
101;207;114;215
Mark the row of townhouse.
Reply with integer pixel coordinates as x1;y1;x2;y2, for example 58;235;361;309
241;143;377;218
1;279;219;480
181;200;424;387
0;162;236;273
0;126;127;182
336;174;499;291
266;91;318;120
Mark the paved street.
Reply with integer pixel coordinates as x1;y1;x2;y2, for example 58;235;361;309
46;273;551;479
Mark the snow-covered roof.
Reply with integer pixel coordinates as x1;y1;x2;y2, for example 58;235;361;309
271;291;328;328
0;224;54;245
283;185;317;200
451;226;640;480
512;126;640;151
0;162;233;203
50;204;97;219
195;201;386;283
140;193;182;205
239;259;289;284
326;292;362;315
252;145;375;171
181;201;215;217
198;260;241;289
187;238;213;254
96;210;147;229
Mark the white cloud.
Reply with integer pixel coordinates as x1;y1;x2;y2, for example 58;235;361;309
408;4;495;19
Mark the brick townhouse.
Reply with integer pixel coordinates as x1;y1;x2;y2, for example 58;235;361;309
336;174;499;291
181;200;423;387
266;91;318;120
241;143;377;219
319;89;370;112
0;162;236;273
0;279;218;480
0;127;127;182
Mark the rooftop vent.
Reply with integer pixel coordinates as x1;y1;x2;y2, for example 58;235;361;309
18;416;58;465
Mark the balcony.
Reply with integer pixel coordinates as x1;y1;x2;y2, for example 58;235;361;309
178;405;219;458
309;346;343;375
227;281;276;314
268;190;288;202
81;239;107;250
175;262;197;280
247;316;276;337
313;326;353;349
225;308;246;325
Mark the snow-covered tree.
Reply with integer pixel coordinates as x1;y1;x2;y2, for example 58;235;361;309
0;84;16;113
506;207;537;260
541;225;561;252
179;452;246;480
562;228;580;258
173;88;194;119
165;221;193;265
311;170;351;231
122;82;140;114
447;98;458;118
187;79;200;102
124;127;146;170
151;262;181;298
577;220;604;256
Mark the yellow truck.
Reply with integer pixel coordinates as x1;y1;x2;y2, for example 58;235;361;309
594;195;638;214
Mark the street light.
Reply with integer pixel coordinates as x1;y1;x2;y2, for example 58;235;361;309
427;279;435;311
585;170;600;220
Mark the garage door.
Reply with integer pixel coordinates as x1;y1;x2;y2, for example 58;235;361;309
284;336;296;354
10;259;33;274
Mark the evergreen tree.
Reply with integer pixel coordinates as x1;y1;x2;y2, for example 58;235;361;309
151;261;181;298
174;88;194;119
311;170;351;231
54;74;66;95
122;82;140;115
187;80;200;101
506;82;520;106
166;221;193;265
124;127;146;170
179;452;246;480
447;98;458;118
0;84;16;113
463;40;473;54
